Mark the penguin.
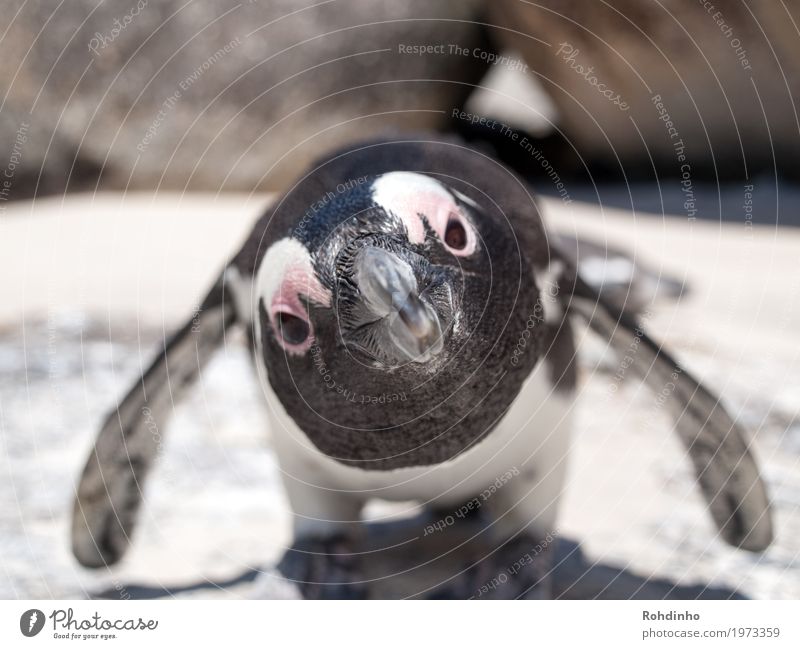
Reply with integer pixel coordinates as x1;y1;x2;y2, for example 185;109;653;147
71;134;773;599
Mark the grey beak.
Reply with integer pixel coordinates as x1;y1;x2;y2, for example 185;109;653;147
354;246;444;362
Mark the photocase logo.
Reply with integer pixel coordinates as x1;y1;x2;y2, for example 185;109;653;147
20;609;45;637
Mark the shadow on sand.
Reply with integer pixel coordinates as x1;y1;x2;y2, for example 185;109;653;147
94;512;744;600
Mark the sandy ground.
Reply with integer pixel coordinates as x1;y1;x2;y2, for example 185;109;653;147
0;190;798;599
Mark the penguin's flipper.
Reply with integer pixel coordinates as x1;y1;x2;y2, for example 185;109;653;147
555;232;687;316
71;275;237;567
563;270;773;552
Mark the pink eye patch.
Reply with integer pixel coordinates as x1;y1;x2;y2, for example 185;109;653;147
270;263;330;354
371;172;477;256
258;239;332;355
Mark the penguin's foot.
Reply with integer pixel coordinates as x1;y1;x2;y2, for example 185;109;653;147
277;533;367;599
462;534;554;600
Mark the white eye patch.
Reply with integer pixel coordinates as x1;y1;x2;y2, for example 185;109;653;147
371;171;477;256
255;238;331;355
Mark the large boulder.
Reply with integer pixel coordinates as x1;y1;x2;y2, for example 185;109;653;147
489;0;800;179
0;0;486;197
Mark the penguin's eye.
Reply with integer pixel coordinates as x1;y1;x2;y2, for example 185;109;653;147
259;238;332;356
444;218;467;250
269;302;314;354
276;311;310;346
439;211;475;256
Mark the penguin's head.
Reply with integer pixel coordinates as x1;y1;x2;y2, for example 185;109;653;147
255;169;545;469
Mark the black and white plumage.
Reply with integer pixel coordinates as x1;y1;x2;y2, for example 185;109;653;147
71;134;773;598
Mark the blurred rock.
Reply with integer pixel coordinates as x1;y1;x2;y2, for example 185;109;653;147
489;0;800;179
0;0;486;197
6;0;798;201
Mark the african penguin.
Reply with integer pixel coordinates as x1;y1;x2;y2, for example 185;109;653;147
71;134;773;599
